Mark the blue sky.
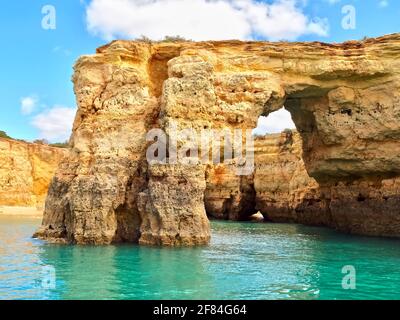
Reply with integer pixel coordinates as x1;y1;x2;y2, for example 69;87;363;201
0;0;399;142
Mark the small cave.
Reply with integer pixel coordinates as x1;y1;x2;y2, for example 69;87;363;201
113;204;141;243
238;179;258;221
357;194;367;202
341;108;353;116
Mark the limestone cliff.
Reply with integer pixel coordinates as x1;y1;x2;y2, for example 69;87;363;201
205;164;256;221
205;131;324;224
0;138;67;208
35;34;400;245
254;131;400;237
138;164;210;246
253;131;328;225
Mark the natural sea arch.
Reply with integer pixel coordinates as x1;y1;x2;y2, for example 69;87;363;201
35;36;400;245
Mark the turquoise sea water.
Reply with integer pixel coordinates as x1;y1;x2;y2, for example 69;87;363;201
1;216;400;300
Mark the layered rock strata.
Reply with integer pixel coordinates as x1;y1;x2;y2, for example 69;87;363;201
253;132;400;237
253;131;324;225
205;163;256;221
0;138;67;208
35;34;400;245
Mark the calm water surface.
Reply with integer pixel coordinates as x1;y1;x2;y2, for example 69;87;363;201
1;216;400;300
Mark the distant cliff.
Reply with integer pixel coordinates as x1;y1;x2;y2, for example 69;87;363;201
0;138;67;208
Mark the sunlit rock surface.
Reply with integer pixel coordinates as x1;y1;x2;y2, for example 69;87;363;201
0;138;67;208
35;34;400;245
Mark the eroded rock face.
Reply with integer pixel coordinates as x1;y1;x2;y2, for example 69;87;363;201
138;164;210;246
254;132;400;237
35;34;400;245
0;138;67;208
205;163;256;221
254;131;325;225
325;178;400;237
204;131;321;223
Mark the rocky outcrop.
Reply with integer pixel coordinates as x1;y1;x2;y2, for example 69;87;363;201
205;130;326;225
254;131;325;225
0;138;67;208
254;132;400;237
138;164;210;246
205;164;256;221
35;34;400;245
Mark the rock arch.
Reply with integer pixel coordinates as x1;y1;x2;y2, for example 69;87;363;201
35;34;400;245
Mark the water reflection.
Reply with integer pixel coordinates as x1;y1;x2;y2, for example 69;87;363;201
38;243;214;300
204;222;322;300
0;216;47;299
2;216;400;300
39;245;120;300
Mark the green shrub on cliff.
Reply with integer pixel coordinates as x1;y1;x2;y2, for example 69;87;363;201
0;130;12;139
49;141;69;148
137;35;153;44
33;139;49;145
283;128;293;134
136;35;191;43
162;35;190;42
33;139;69;148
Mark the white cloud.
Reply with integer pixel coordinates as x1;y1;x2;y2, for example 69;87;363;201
86;0;329;41
21;96;38;115
326;0;341;4
379;0;388;8
31;106;76;142
253;108;296;135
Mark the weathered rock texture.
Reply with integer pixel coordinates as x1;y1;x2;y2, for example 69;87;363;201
205;131;325;224
35;34;400;245
255;130;343;229
254;131;324;225
205;163;256;221
0;138;67;208
138;164;210;246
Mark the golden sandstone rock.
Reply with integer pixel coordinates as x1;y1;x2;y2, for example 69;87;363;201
253;132;325;225
0;138;67;208
35;34;400;245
